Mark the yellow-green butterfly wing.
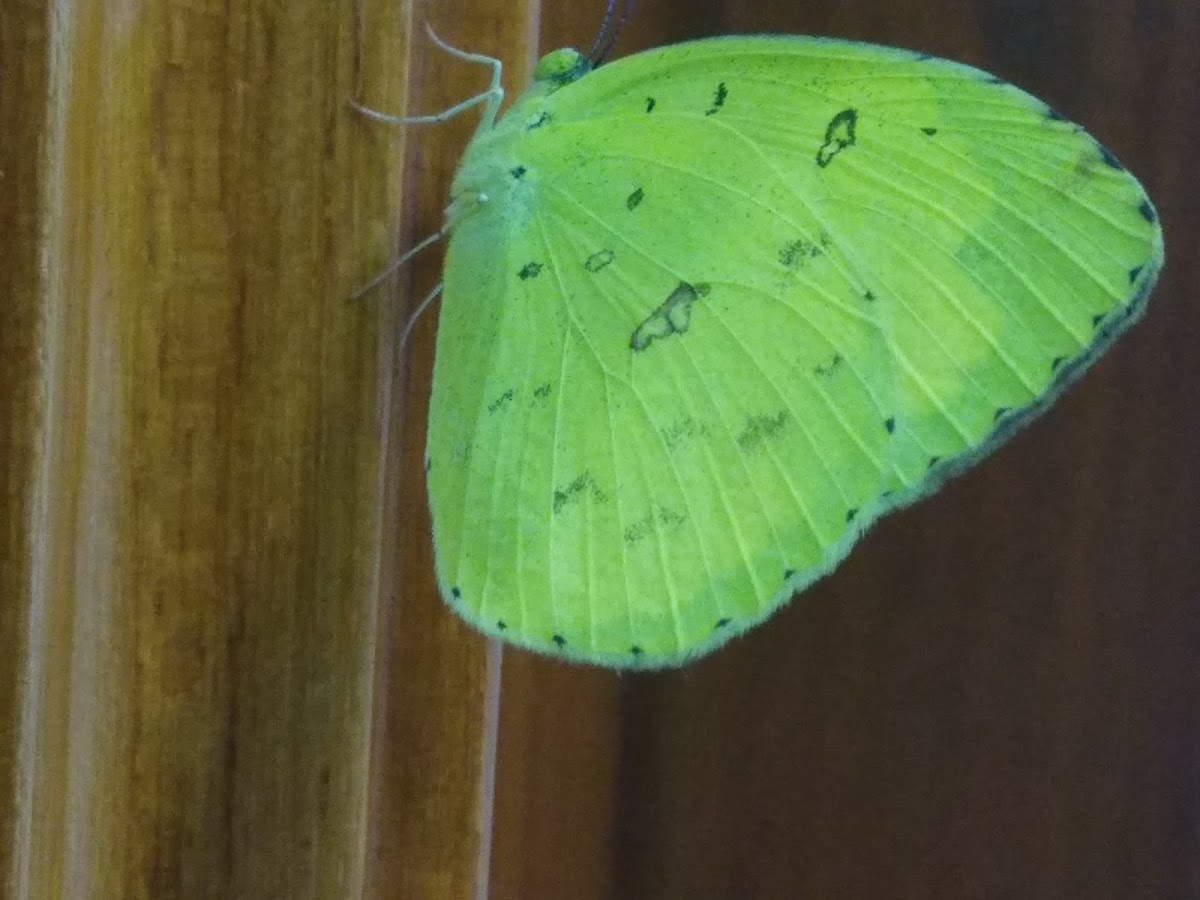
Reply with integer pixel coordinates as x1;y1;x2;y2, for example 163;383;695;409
426;36;1162;668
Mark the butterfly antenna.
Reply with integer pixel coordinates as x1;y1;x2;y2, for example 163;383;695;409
590;0;636;65
351;226;447;300
399;281;444;354
585;0;620;62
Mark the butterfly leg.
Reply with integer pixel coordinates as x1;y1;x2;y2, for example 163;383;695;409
350;229;446;301
350;23;504;131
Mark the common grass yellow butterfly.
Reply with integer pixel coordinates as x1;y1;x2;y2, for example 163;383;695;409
366;15;1163;668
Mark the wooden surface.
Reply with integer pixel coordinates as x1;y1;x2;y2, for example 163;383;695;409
0;0;495;896
1;0;1197;898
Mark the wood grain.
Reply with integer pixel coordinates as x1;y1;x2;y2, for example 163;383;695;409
0;0;499;896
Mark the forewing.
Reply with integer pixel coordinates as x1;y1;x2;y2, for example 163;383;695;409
428;37;1162;668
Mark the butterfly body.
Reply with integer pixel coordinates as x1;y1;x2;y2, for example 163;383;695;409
425;36;1162;668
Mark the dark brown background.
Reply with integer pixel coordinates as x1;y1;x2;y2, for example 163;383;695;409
1;0;1195;898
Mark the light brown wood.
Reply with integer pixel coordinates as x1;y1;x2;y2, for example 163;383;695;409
0;0;508;896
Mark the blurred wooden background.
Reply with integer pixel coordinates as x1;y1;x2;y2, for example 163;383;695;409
1;0;1196;898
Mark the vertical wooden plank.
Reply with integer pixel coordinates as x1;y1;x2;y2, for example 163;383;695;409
0;0;497;896
6;0;390;893
0;2;50;895
363;0;535;897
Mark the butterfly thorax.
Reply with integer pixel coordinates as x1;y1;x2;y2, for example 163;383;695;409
445;48;592;233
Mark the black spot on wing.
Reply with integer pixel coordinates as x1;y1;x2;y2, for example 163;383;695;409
1129;265;1143;284
715;618;732;630
497;620;507;631
779;238;822;269
552;634;567;648
519;262;543;280
451;586;462;601
627;187;645;210
813;353;844;379
846;508;859;523
735;411;790;453
631;645;643;657
784;568;797;581
552;472;607;514
488;388;515;414
623;506;686;546
585;249;615;272
630;281;710;352
526;110;551;130
816;108;857;168
645;97;656;113
510;165;527;179
1138;200;1157;223
533;382;552;401
1051;355;1067;371
705;82;728;116
994;406;1012;422
921;127;938;136
884;416;896;434
553;477;586;513
863;290;876;303
661;416;708;450
927;456;941;470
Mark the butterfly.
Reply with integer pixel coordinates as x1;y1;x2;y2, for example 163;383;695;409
364;25;1162;668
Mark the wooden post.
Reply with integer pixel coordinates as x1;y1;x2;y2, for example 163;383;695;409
0;0;532;896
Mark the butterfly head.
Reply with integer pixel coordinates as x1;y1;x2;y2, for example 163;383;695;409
443;47;590;233
533;48;592;89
